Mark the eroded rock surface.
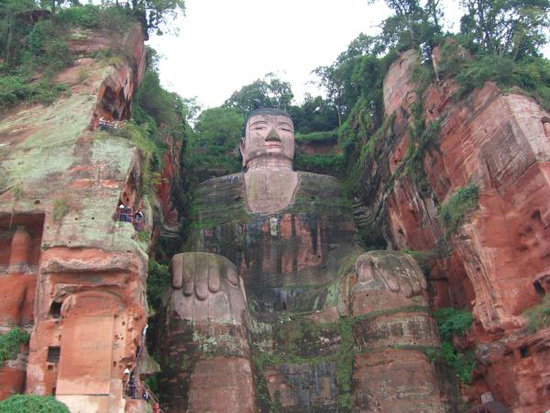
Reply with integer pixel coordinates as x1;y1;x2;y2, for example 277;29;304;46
352;47;550;411
0;24;180;413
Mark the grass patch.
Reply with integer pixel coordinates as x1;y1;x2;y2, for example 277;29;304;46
0;328;29;367
251;351;282;412
440;183;479;238
137;229;149;243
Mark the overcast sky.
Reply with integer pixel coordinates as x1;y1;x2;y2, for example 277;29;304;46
147;0;546;110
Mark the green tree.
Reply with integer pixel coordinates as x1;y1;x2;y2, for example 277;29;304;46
224;73;294;116
133;69;185;130
313;34;384;127
102;0;185;38
460;0;550;59
194;106;244;149
288;94;339;134
0;0;40;66
39;0;80;15
313;65;347;126
369;0;428;48
181;96;201;124
367;0;444;51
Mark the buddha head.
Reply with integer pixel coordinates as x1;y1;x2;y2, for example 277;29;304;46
240;108;295;169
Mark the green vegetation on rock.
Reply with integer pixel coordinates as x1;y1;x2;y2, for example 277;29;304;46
52;197;70;224
522;295;550;333
425;341;476;384
0;328;29;367
442;341;476;384
455;55;550;111
294;153;344;176
336;317;354;411
0;395;69;413
0;1;185;111
433;307;474;340
440;183;479;238
146;259;170;312
295;130;338;143
430;308;475;383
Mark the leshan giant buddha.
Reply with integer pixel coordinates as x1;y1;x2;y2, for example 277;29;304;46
162;109;450;412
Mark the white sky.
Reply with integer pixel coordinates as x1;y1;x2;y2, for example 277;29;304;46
147;0;547;110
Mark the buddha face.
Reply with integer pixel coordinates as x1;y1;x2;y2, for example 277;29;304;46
240;113;295;167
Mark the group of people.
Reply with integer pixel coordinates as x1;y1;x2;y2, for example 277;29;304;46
90;113;124;132
123;369;160;411
116;202;144;231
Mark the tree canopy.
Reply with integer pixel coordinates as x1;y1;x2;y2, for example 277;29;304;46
460;0;550;60
193;107;244;149
224;73;294;117
101;0;185;38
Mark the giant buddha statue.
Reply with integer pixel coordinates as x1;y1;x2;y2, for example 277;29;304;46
162;109;450;412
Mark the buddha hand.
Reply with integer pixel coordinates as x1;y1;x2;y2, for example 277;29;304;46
170;252;246;324
172;252;240;299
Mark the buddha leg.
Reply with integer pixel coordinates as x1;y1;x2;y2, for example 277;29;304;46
162;252;256;413
351;251;449;412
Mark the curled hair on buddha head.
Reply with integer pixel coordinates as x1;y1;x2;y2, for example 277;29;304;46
246;108;293;125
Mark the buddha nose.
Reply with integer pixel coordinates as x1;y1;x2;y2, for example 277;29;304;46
265;128;282;142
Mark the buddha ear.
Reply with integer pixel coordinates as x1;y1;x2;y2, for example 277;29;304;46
239;138;247;167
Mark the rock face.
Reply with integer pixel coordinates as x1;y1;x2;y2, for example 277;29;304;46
354;48;550;411
0;215;42;399
0;24;179;412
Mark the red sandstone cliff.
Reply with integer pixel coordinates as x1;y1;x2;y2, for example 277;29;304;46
0;24;182;412
358;48;550;412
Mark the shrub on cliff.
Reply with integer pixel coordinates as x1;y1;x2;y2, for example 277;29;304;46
441;341;476;384
431;308;475;383
455;55;550;111
0;328;29;367
0;395;69;413
147;259;171;311
433;308;473;340
54;4;135;33
523;295;550;333
440;183;479;238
